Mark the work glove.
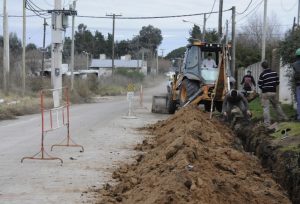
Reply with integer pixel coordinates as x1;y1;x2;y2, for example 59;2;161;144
247;110;252;117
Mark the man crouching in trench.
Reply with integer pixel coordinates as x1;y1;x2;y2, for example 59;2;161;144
222;89;252;122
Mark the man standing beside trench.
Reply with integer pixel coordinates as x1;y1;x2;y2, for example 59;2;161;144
258;61;288;128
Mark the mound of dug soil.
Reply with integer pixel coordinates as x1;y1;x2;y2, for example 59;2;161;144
98;106;291;204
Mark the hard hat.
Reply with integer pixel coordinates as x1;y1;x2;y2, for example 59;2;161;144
296;48;300;56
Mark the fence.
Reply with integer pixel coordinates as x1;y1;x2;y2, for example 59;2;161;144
237;62;262;93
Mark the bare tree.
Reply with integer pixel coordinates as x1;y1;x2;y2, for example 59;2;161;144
26;49;42;75
236;13;282;67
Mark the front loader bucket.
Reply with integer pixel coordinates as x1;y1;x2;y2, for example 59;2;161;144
151;95;169;114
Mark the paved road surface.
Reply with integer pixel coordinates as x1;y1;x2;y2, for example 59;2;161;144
0;82;168;204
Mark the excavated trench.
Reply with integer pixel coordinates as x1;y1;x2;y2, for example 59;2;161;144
234;123;300;204
97;106;293;204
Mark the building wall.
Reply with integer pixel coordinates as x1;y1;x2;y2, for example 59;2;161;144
237;62;261;93
98;68;112;77
279;65;293;104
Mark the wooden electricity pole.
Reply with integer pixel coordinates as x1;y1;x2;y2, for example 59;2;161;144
70;0;77;91
22;0;26;95
106;13;122;78
231;6;236;81
202;13;207;41
218;0;223;43
3;0;10;94
261;0;267;61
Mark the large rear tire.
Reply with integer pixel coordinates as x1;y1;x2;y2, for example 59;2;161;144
179;78;200;106
204;102;212;112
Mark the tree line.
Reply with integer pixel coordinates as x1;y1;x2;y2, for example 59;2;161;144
0;24;163;77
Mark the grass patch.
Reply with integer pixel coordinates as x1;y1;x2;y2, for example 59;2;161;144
97;85;125;96
0;97;52;120
248;98;263;119
279;144;300;153
271;122;300;138
249;97;296;120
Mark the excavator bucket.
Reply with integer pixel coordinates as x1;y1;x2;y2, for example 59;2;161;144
151;95;169;114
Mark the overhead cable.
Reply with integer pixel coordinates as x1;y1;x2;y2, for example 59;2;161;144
236;0;264;23
236;0;253;15
206;0;217;20
78;9;232;20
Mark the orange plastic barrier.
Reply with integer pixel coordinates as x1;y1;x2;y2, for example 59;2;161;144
21;87;84;164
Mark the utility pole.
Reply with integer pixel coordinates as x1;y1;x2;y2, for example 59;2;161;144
231;6;236;82
202;13;207;41
225;20;229;44
70;0;76;91
160;48;165;58
106;13;122;78
133;35;140;68
293;17;296;33
82;51;89;69
218;0;223;43
3;0;10;94
156;51;159;75
22;0;26;96
298;0;300;25
41;18;48;87
261;0;267;61
51;0;63;106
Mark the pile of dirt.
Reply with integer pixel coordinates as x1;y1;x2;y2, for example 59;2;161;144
98;106;291;204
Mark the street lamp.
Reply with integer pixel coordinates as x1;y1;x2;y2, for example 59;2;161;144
182;18;206;41
82;51;89;69
182;19;200;26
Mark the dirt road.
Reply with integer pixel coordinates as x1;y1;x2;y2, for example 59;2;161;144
0;82;168;204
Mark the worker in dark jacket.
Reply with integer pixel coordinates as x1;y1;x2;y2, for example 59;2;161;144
258;61;288;127
222;89;251;121
292;48;300;121
241;70;256;92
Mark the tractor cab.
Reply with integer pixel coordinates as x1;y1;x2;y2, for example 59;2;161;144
176;41;231;112
182;41;223;85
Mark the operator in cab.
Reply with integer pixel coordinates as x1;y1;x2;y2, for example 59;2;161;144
202;53;217;68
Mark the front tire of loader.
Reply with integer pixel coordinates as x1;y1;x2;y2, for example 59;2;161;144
167;93;176;114
204;101;223;112
215;101;223;112
179;78;200;106
204;102;212;112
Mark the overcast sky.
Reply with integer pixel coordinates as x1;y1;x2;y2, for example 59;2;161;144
0;0;298;55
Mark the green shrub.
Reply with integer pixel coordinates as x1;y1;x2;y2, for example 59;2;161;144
115;69;145;82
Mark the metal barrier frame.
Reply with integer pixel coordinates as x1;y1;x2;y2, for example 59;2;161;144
21;87;84;164
50;87;84;152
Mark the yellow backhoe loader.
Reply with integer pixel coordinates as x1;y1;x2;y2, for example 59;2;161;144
152;41;232;114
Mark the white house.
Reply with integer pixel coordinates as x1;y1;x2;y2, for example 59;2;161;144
89;55;147;77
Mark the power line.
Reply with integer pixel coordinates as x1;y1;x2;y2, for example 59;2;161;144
0;8;232;19
25;0;50;19
27;0;47;11
236;0;253;15
78;9;232;20
206;0;217;20
236;0;264;23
